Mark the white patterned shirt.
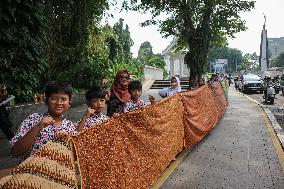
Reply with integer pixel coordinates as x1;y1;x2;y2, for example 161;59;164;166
83;114;109;129
10;112;76;158
123;98;146;113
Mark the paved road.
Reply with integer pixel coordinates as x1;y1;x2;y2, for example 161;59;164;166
0;89;162;170
242;88;284;131
160;87;284;189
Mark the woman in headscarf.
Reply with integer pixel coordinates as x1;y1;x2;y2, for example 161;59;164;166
107;68;131;117
159;76;181;98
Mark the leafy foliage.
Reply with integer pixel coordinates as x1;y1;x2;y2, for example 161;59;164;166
44;0;109;87
208;44;259;73
137;41;166;76
0;0;113;101
238;52;259;72
128;0;255;84
113;18;134;63
270;52;284;67
208;44;243;72
0;0;48;102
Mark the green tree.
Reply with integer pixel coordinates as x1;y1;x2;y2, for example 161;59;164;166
137;41;153;64
238;52;259;72
0;0;47;102
270;52;284;67
137;41;166;75
208;44;243;73
148;54;165;69
112;18;134;63
44;0;109;86
129;0;254;86
227;48;243;72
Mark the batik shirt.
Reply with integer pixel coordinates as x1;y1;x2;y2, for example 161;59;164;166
83;114;109;129
9;113;77;158
123;98;146;113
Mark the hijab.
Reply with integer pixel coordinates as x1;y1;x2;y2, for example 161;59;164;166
166;76;181;96
158;76;181;97
112;68;131;103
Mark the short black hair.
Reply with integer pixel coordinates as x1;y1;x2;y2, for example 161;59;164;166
128;80;142;92
85;86;106;102
45;81;72;102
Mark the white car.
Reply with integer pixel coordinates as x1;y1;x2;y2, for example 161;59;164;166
238;74;263;93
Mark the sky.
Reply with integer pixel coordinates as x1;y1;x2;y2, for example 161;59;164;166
103;0;284;57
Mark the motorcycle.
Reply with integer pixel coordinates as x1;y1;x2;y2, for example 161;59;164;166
274;81;281;94
263;83;275;104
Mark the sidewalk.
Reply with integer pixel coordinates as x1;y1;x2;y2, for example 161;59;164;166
159;87;284;188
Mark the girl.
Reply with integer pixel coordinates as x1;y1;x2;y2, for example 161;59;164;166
159;76;181;98
10;81;77;159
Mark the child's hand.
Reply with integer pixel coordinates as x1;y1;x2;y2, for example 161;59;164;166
149;95;156;104
85;107;95;118
37;116;54;131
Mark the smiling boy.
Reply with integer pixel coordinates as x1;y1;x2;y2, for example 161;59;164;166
76;86;109;132
10;81;76;159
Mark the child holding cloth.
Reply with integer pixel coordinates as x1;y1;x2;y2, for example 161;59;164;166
77;86;109;131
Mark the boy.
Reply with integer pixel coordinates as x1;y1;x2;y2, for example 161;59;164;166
77;86;109;132
124;80;155;113
10;81;76;159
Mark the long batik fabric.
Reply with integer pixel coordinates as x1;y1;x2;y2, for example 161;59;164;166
72;94;184;189
0;135;78;189
0;83;228;189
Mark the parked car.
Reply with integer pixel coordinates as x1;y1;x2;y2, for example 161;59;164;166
238;74;263;93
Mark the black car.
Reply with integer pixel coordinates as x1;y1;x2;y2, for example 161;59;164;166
238;74;263;93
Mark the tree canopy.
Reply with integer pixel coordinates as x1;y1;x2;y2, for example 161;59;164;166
0;0;48;100
128;0;255;85
137;41;166;74
270;52;284;67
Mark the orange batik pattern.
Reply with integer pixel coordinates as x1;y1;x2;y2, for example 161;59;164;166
0;83;227;189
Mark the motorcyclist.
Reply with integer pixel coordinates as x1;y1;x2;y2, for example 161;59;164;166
263;76;274;98
234;76;240;89
273;74;281;94
273;74;280;83
263;76;270;92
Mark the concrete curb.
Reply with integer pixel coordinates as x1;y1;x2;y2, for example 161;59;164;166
241;93;284;149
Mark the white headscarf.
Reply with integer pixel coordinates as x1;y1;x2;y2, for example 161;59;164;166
159;76;181;97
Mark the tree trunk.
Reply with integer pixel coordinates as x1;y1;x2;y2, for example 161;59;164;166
185;1;214;89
